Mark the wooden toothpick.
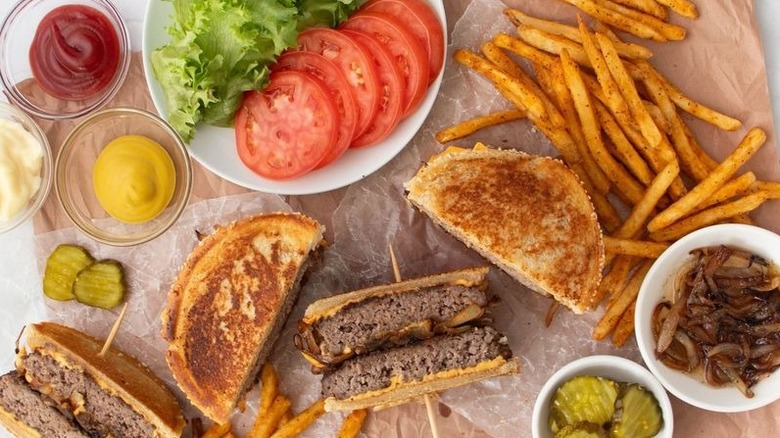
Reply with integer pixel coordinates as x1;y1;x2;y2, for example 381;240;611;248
387;245;441;438
99;302;129;357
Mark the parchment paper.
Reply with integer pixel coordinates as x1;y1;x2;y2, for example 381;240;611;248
16;0;780;437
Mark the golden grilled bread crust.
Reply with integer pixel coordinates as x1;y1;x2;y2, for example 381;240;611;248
0;408;42;438
405;149;604;314
21;322;185;438
162;213;324;422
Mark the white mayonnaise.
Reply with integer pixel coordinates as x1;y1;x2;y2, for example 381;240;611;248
0;119;43;221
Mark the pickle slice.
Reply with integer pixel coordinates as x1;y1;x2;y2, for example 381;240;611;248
43;244;95;301
550;376;619;433
72;260;126;309
555;422;603;438
609;384;663;438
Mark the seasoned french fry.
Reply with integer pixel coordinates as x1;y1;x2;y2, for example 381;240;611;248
493;33;556;69
649;192;769;241
222;433;236;438
643;63;742;131
597;33;662;148
594;101;654;185
682;123;719;171
751;181;780;199
593;0;686;41
337;409;368;438
259;363;279;417
613;299;637;347
730;213;754;225
561;48;645;204
643;101;671;135
616;159;680;239
270;399;326;438
435;110;526;144
573;162;623;231
655;0;699;18
278;411;292;428
559;0;667;41
480;41;526;79
203;423;232;438
248;395;292;438
504;9;653;59
593;20;620;41
604;236;670;258
590;255;637;308
693;172;756;212
517;25;592;68
609;0;668;20
647;128;767;232
593;261;652;340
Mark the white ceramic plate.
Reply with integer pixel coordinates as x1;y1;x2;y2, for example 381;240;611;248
142;0;446;195
635;224;780;413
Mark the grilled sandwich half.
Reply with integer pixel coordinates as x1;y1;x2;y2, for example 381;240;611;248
162;212;324;422
405;148;604;314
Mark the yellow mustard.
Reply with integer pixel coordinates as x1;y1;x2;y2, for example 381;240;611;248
92;135;175;224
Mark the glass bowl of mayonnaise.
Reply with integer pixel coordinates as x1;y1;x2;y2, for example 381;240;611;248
0;101;52;234
55;107;192;246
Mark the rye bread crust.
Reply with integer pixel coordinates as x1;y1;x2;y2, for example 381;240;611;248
162;212;324;422
405;149;604;314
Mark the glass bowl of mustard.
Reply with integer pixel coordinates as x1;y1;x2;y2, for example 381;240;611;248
0;101;53;234
0;0;131;120
55;107;192;246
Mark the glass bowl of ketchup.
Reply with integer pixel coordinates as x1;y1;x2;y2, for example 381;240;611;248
0;0;131;120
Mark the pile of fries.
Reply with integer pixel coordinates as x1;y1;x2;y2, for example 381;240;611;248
200;363;366;438
441;7;780;347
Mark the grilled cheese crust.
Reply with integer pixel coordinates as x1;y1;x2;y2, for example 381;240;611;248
405;149;604;314
162;212;324;422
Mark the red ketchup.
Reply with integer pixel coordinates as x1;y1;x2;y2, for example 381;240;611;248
29;5;120;101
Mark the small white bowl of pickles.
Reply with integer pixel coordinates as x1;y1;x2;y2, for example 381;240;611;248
532;355;673;438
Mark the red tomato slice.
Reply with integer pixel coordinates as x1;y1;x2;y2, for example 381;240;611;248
361;0;445;83
340;29;404;148
297;28;380;138
236;70;339;179
341;12;430;118
273;50;358;167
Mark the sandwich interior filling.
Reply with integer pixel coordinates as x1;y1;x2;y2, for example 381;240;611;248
20;351;155;438
313;284;488;358
320;326;512;400
0;371;88;438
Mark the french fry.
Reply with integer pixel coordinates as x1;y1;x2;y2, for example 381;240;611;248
693;172;757;212
643;101;671;135
593;0;686;41
609;0;668;20
647;128;767;232
604;236;670;258
259;363;279;417
559;0;667;41
203;423;232;438
561;48;645;205
222;433;236;438
683;123;719;171
751;181;780;199
593;20;620;41
480;41;526;79
548;61;612;193
574;162;623;231
493;33;557;70
613;299;637;347
504;8;653;59
248;395;292;438
649;192;770;241
517;25;592;68
616;159;680;239
435;110;526;144
270;399;326;438
594;101;654;185
597;33;662;148
337;409;368;438
593;261;652;340
730;213;754;225
605;256;641;307
643;63;742;131
654;0;699;18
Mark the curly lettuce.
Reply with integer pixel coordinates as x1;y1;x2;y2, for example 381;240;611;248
151;0;362;142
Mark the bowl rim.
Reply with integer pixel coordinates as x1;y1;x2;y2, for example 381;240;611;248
531;354;673;438
55;106;192;246
0;0;132;120
635;223;780;412
0;101;53;234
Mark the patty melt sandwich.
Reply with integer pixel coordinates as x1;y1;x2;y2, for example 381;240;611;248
0;322;185;438
405;147;604;314
296;266;520;412
163;212;325;422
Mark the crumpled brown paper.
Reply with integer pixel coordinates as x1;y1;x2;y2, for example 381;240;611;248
23;0;780;436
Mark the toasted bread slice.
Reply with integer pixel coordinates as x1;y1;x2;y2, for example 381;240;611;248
405;149;604;314
162;213;324;422
20;322;184;438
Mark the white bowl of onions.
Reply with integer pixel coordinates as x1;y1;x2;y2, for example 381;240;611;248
635;224;780;412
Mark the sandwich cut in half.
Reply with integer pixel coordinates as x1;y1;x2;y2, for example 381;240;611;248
162;212;325;422
296;266;520;412
4;322;185;438
405;147;604;314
